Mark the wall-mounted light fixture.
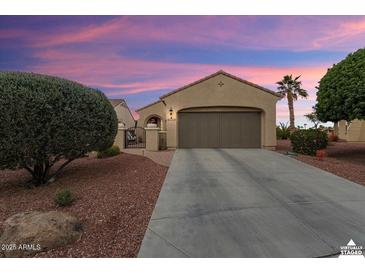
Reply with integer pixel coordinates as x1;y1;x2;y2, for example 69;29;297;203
169;107;173;120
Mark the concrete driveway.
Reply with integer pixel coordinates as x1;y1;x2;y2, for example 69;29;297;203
138;149;365;257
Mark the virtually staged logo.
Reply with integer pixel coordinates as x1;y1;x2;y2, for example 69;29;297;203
339;239;364;257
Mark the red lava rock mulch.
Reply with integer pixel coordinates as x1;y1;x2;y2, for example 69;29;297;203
0;153;168;257
276;140;365;186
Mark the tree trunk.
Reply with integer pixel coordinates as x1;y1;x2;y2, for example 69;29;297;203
287;92;295;131
24;159;75;187
32;163;47;186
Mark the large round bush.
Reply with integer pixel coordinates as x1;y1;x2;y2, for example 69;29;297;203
0;72;118;185
289;129;328;156
315;48;365;122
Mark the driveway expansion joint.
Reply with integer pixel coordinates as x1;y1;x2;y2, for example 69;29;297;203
147;228;191;258
151;198;365;222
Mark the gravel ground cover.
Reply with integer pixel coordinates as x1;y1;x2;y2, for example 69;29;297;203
0;153;167;257
276;140;365;186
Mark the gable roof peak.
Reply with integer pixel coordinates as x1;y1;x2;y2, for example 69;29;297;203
159;70;282;99
109;98;126;108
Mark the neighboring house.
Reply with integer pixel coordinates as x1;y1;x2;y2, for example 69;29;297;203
109;99;135;128
335;119;365;142
136;70;282;149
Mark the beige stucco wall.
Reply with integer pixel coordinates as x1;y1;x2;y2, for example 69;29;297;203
337;119;365;142
145;128;160;151
137;73;280;149
114;104;135;128
114;128;126;149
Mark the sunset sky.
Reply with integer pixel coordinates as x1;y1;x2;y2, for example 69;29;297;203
1;16;365;125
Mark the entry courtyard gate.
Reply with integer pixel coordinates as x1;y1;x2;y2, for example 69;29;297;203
125;127;146;148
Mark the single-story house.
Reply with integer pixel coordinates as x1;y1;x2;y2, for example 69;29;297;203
136;70;282;149
109;99;135;128
335;119;365;142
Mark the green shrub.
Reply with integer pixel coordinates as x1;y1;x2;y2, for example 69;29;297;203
55;189;73;207
0;72;118;186
289;129;328;155
276;122;291;140
97;145;120;159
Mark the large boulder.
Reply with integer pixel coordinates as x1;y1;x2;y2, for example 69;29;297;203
0;211;82;257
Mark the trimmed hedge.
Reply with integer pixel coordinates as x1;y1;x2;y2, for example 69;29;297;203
97;145;120;159
0;71;118;185
289;129;328;156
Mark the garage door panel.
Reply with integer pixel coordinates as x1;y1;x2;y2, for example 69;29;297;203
179;113;196;148
239;113;261;148
179;113;220;148
200;113;220;148
220;113;243;148
178;112;261;148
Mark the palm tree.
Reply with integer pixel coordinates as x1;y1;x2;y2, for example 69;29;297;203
276;75;308;131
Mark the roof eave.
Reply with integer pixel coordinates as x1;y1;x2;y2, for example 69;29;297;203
136;99;162;112
159;70;282;99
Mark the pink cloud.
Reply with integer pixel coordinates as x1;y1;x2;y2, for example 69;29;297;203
30;47;328;98
28;17;240;48
312;17;365;50
28;46;326;124
8;16;355;125
277;103;314;118
5;16;365;52
31;18;125;47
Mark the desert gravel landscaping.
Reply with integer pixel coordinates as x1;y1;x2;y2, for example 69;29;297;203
276;140;365;186
0;153;167;257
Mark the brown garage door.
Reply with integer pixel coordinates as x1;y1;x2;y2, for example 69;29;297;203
178;112;261;148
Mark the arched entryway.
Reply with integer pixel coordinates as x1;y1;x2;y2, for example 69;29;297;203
145;115;164;129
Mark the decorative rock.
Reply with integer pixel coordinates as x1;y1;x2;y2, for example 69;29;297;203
0;211;82;257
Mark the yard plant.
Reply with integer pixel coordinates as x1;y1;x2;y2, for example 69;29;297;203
289;129;328;156
315;48;365;122
55;189;74;207
97;145;120;159
276;122;291;140
0;72;118;186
